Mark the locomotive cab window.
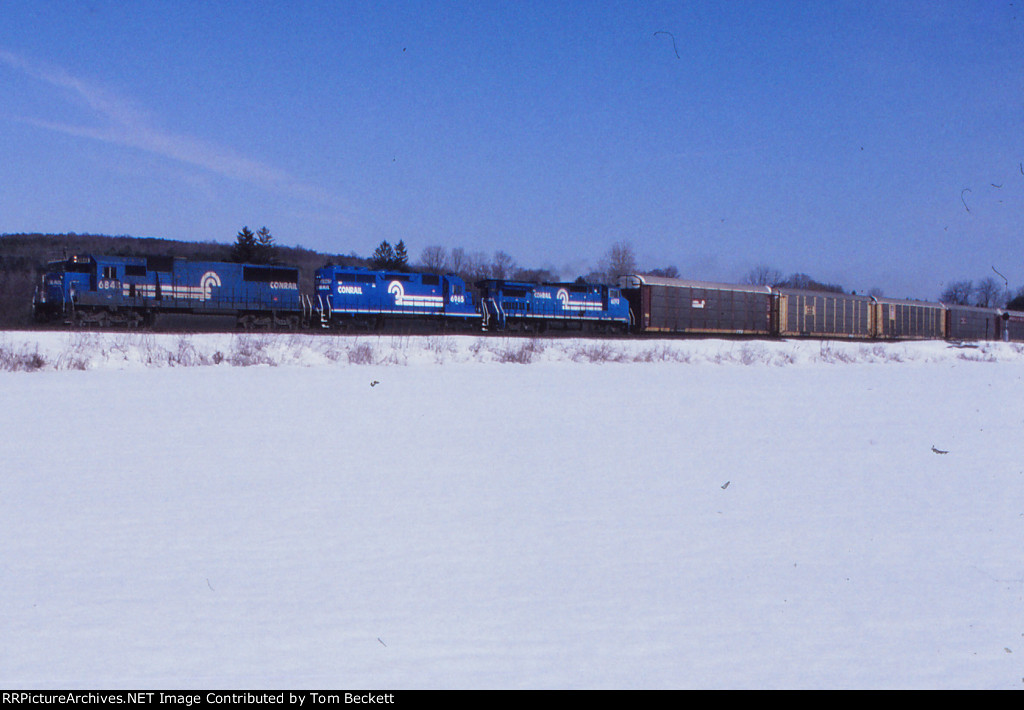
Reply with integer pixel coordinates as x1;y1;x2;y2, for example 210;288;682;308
334;272;375;284
244;266;299;283
102;266;117;279
146;256;175;273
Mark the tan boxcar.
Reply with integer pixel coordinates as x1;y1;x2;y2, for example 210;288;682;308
872;297;945;339
775;288;874;338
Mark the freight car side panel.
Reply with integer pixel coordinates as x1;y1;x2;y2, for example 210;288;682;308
945;305;999;341
874;300;945;339
644;284;771;335
777;291;873;338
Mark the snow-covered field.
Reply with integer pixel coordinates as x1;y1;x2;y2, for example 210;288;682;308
1;331;1022;689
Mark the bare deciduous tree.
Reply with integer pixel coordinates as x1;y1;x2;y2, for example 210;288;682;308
647;265;679;278
464;251;491;282
940;280;973;305
785;272;814;290
744;265;784;287
973;277;1004;308
489;251;517;279
513;267;558;283
779;272;844;293
601;241;637;282
419;245;448;272
448;247;467;275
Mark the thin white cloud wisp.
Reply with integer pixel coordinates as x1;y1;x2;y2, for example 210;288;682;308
0;48;338;207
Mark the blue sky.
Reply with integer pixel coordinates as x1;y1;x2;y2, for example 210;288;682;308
1;1;1022;298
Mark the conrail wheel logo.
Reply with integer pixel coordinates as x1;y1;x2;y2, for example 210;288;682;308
556;287;592;311
201;271;221;299
388;280;443;309
388;280;406;304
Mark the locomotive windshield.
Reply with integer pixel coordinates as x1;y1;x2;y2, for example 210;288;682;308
46;258;93;274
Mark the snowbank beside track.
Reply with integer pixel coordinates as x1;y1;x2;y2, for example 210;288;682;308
2;330;1024;372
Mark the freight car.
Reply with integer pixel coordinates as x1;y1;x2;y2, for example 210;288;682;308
476;279;630;332
774;288;874;339
618;275;773;336
314;265;478;331
33;254;309;328
618;273;1024;343
943;304;1001;342
872;297;945;340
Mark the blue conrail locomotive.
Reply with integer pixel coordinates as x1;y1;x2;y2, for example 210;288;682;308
313;265;479;331
476;279;632;333
33;254;309;329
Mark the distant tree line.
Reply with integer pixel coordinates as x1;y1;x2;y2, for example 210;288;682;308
940;276;1024;310
411;240;677;287
744;263;1024;308
743;265;846;293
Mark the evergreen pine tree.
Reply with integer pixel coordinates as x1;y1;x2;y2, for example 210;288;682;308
255;226;275;264
394;240;409;271
231;227;257;263
372;240;396;269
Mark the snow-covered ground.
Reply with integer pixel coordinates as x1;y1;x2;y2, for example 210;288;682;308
3;329;1024;370
1;331;1022;689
